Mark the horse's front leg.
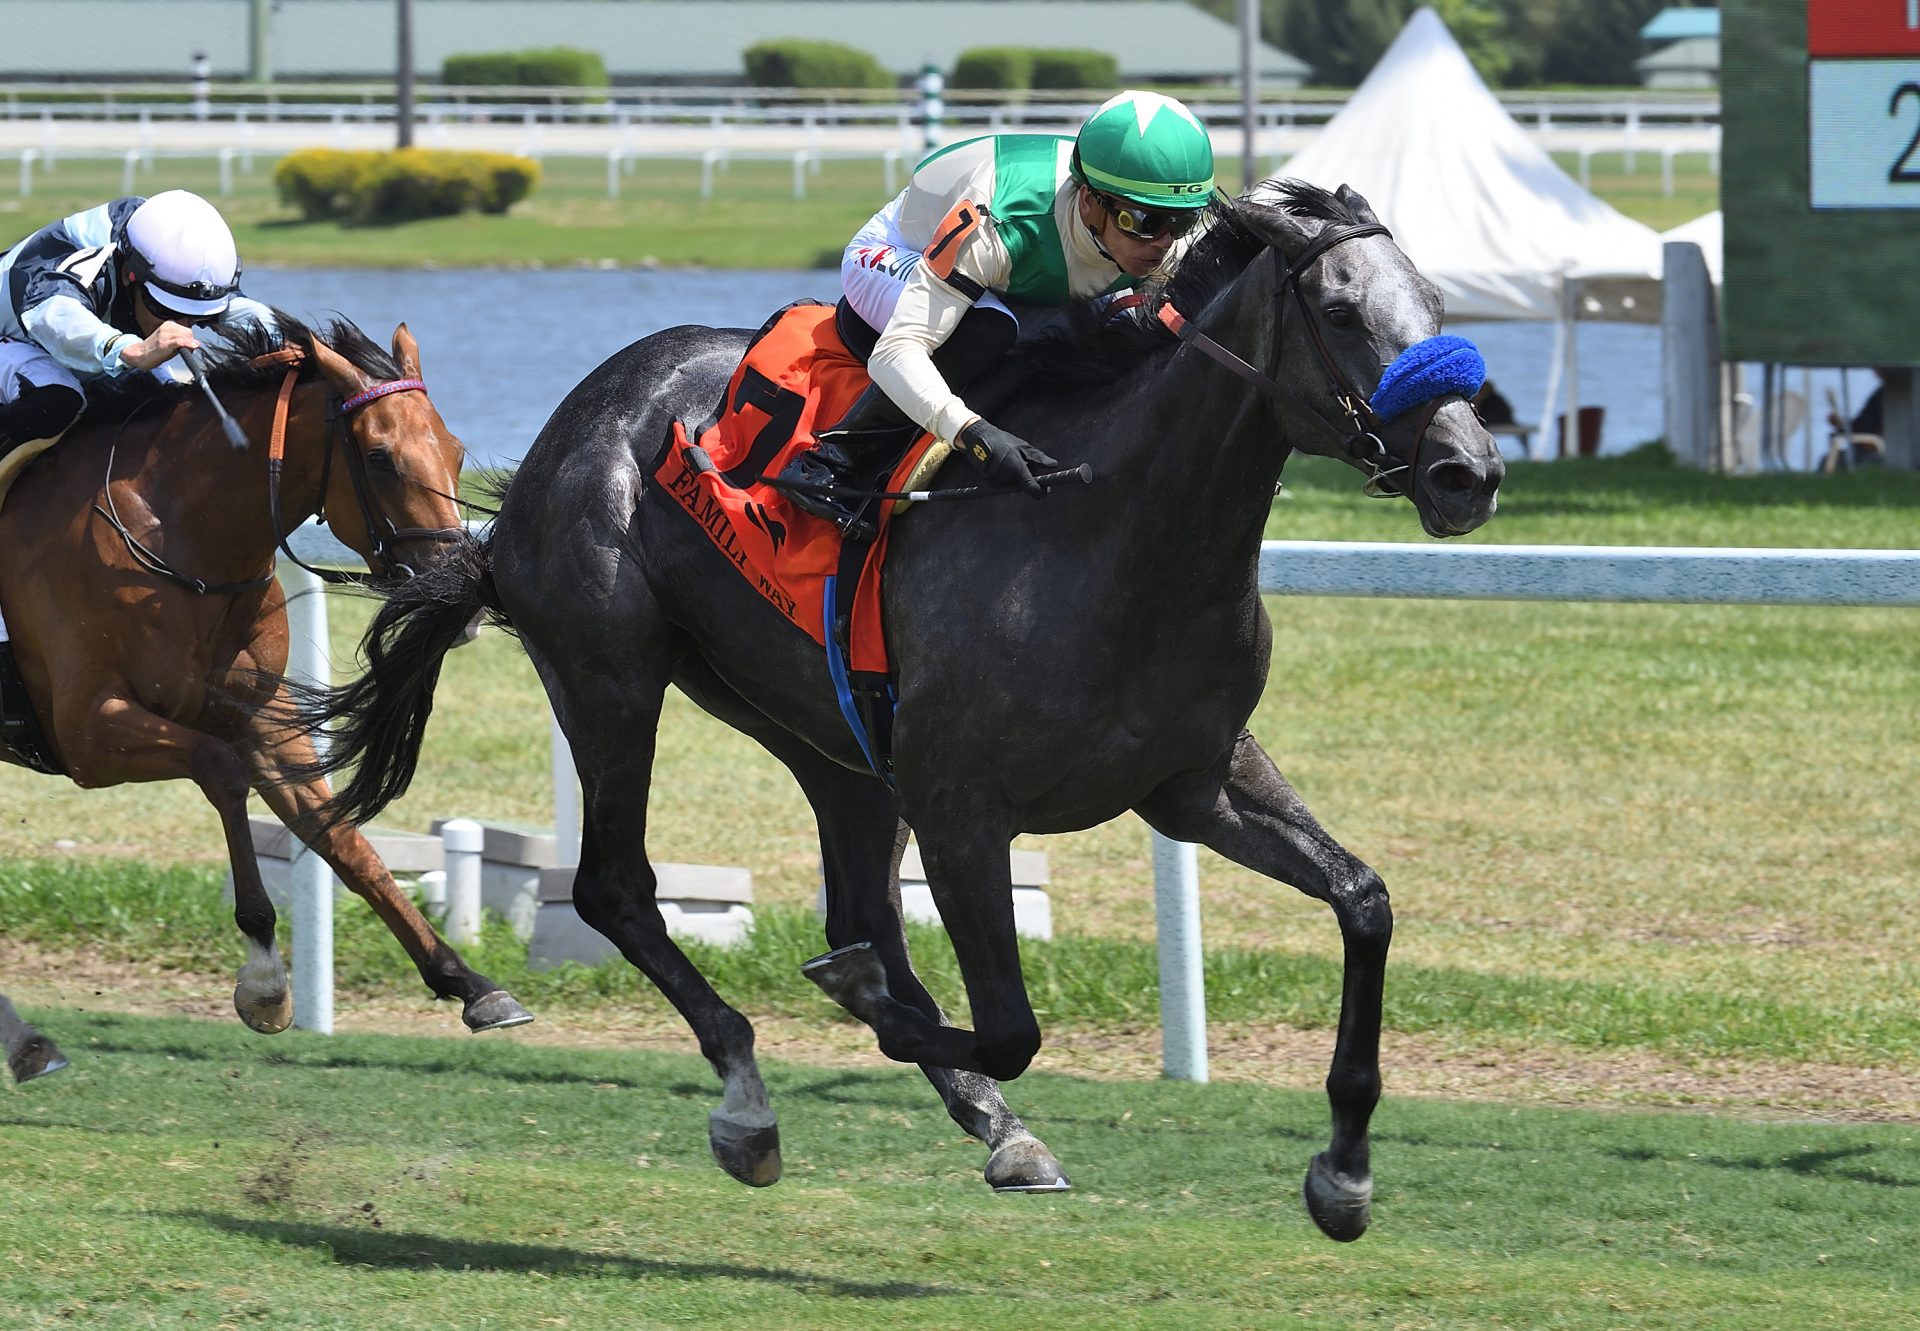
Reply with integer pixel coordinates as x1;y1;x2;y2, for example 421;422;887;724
1136;729;1390;1244
243;688;532;1032
55;692;292;1034
0;993;68;1082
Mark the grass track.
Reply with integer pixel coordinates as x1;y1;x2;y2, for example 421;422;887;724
3;1009;1916;1331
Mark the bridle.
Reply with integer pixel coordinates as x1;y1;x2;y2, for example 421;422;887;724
1154;220;1442;500
93;346;465;594
262;353;465;584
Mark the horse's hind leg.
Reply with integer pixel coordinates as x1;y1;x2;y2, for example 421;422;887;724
244;687;532;1032
677;679;1070;1193
54;693;292;1033
531;642;780;1188
1135;729;1389;1244
0;993;67;1083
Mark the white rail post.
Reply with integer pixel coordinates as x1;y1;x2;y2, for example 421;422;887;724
121;148;139;194
18;148;35;198
550;711;580;865
606;147;621;198
441;818;483;944
218;146;236;196
1151;831;1209;1082
281;563;334;1035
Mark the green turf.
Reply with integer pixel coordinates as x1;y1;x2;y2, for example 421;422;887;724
1;148;1720;269
1;1009;1914;1331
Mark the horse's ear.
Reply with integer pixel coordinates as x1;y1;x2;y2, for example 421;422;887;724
1335;184;1382;227
309;335;371;397
392;323;422;378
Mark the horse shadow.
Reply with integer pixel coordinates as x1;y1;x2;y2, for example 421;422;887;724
174;1209;968;1298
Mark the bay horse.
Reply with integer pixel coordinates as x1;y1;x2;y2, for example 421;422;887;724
296;182;1502;1241
0;313;531;1084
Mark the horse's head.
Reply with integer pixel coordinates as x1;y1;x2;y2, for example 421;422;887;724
307;324;468;578
1235;181;1503;538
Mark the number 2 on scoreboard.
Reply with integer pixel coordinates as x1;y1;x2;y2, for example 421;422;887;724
1890;82;1920;182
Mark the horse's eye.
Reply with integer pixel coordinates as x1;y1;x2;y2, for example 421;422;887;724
367;448;397;472
1323;304;1355;329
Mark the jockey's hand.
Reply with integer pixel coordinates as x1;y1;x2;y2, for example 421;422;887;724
119;321;201;372
955;417;1059;498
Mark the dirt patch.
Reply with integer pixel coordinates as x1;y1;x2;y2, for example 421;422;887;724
5;938;1916;1124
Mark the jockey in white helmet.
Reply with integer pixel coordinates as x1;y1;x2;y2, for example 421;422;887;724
0;189;277;462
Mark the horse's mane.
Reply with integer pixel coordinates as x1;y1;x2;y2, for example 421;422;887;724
1009;178;1356;393
73;309;404;430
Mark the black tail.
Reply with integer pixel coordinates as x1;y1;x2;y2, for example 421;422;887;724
286;530;505;830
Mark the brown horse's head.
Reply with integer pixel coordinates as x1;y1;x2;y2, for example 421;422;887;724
305;323;467;579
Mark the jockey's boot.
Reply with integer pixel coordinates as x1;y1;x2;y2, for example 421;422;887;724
776;386;917;542
0;384;84;465
0;641;54;773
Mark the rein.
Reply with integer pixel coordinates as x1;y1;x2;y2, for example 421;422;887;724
1155;221;1428;499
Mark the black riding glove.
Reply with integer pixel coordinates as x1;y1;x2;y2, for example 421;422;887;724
955;418;1059;498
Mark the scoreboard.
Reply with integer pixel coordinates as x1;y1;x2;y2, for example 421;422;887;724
1723;0;1919;363
1808;0;1920;206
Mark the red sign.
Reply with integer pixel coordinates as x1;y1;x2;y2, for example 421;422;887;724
1808;0;1920;56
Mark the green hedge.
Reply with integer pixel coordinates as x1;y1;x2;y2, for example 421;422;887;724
1030;49;1119;90
273;148;540;224
949;46;1119;90
948;47;1034;90
742;38;894;89
441;46;607;88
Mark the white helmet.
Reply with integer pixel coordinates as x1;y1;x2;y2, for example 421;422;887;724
122;190;241;319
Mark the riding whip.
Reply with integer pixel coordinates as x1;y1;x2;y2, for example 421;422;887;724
764;463;1093;504
177;348;251;451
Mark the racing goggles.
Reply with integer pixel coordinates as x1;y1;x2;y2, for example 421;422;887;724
1097;193;1206;241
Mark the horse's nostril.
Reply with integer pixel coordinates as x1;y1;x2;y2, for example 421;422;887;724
1425;461;1478;496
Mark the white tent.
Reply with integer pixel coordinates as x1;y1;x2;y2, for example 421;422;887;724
1274;6;1666;323
1271;8;1670;452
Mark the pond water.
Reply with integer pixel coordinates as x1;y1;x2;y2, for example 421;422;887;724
249;267;1849;472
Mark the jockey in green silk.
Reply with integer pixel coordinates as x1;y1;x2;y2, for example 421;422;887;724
780;89;1217;536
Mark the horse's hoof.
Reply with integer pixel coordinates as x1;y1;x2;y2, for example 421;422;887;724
985;1136;1071;1193
799;941;889;1023
1303;1151;1373;1242
9;1036;69;1084
710;1112;783;1188
463;990;535;1032
234;987;293;1035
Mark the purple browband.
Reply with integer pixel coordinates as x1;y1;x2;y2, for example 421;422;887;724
340;378;427;414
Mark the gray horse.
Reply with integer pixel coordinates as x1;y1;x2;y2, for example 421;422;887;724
294;182;1503;1242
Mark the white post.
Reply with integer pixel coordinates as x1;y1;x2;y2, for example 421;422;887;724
280;564;335;1035
121;148;139;194
441;818;483;944
792;150;810;199
18;148;35;198
1661;240;1721;469
1562;278;1581;457
701;147;723;200
883;146;901;194
550;711;580;865
218;146;236;196
1151;831;1208;1082
606;147;621;199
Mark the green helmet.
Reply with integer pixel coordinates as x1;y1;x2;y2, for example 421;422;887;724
1072;90;1215;209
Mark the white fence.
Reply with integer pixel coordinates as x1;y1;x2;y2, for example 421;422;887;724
279;526;1920;1066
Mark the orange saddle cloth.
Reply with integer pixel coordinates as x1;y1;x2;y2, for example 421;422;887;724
655;300;937;720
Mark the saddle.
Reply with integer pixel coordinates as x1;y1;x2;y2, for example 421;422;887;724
656;301;943;778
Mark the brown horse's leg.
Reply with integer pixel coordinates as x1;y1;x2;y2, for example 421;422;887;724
58;694;293;1033
243;706;532;1032
1;993;68;1082
1135;729;1389;1244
